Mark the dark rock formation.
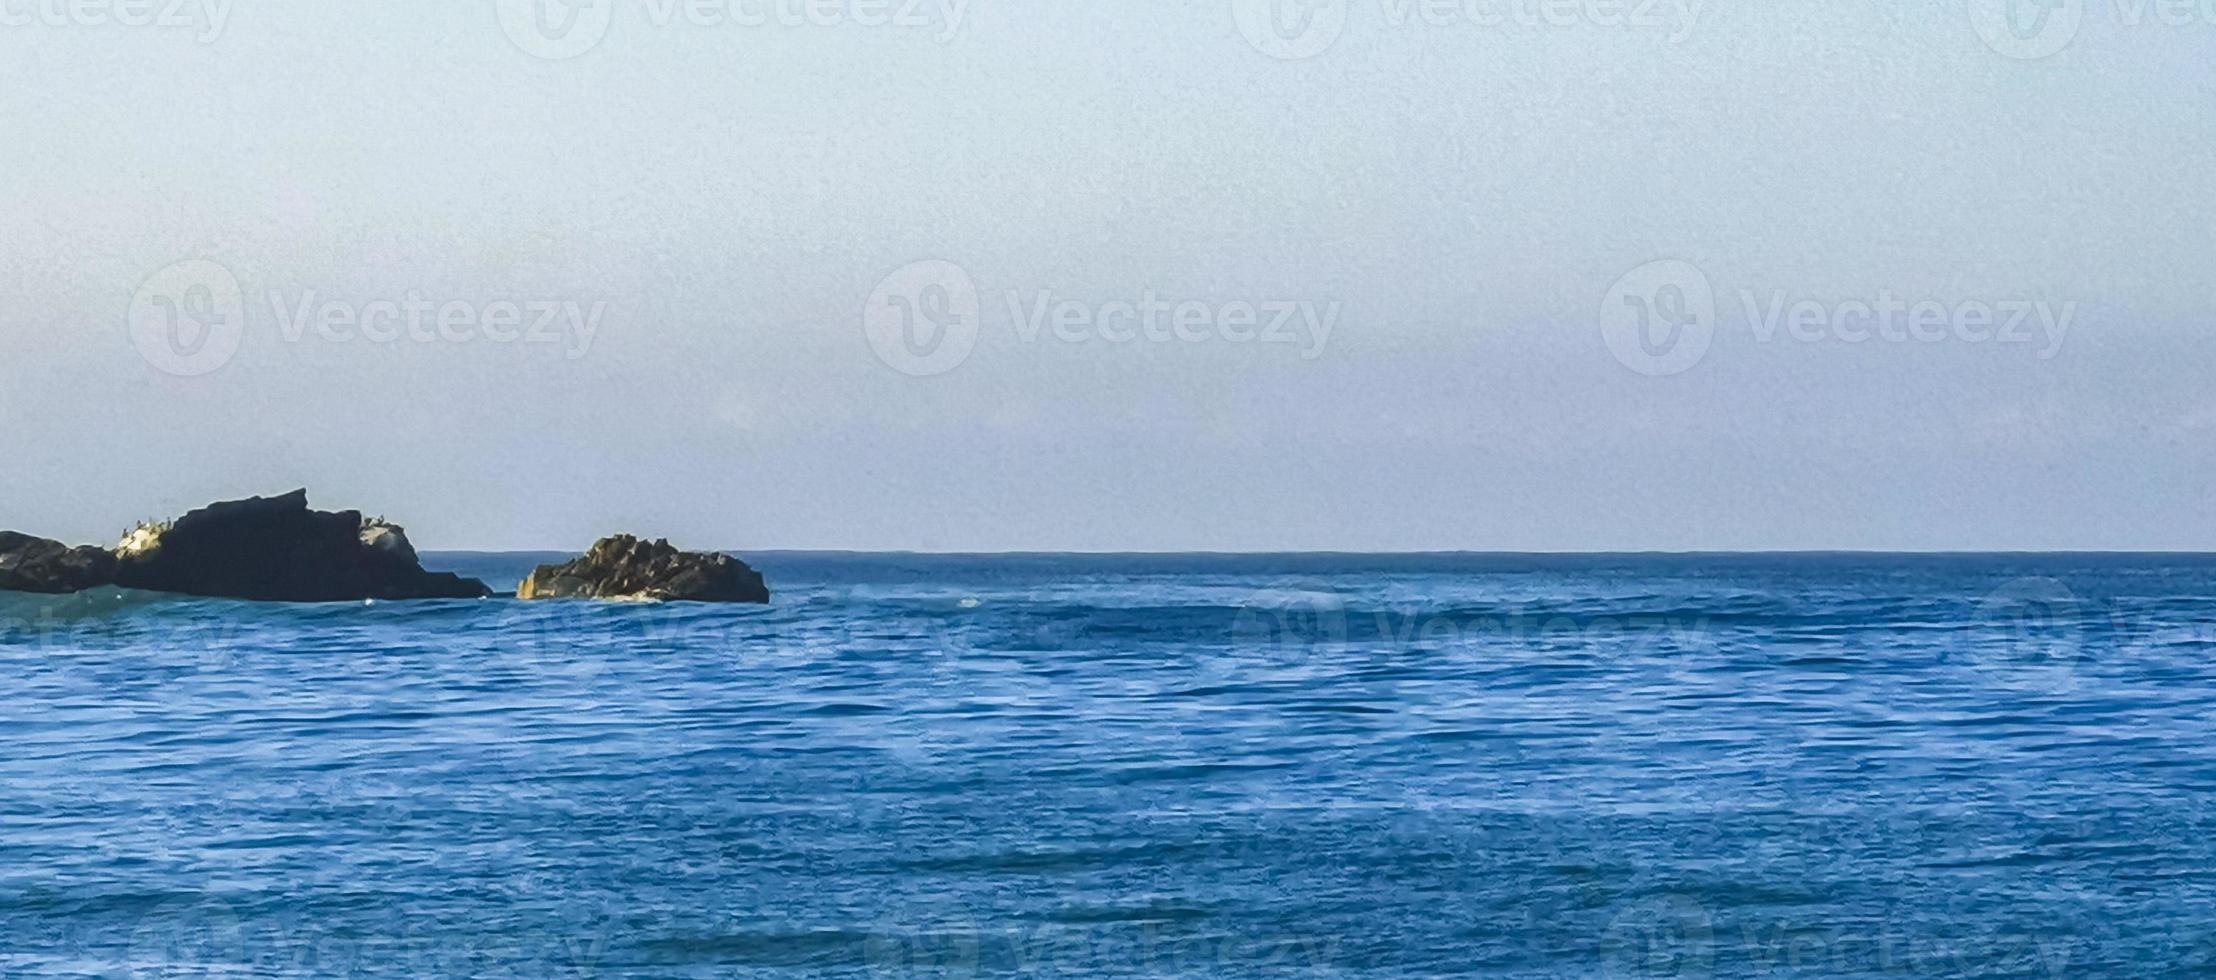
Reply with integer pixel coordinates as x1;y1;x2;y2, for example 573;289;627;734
517;535;769;603
0;532;119;594
111;490;491;602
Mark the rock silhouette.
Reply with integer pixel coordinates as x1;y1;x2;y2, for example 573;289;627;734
111;490;491;602
0;493;774;606
0;532;120;594
517;535;769;604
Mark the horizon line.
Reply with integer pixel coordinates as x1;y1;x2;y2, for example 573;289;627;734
421;548;2216;557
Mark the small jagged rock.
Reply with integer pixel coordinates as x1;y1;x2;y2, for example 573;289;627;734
111;490;491;602
0;532;119;594
517;535;769;604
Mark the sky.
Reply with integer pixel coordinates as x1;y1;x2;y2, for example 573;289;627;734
1;0;2212;552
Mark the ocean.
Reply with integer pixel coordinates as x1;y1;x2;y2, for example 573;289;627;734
3;552;2213;977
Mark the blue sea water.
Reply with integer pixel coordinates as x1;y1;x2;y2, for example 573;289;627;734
3;552;2215;978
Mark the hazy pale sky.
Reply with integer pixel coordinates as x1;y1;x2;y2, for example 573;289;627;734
3;0;2212;551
